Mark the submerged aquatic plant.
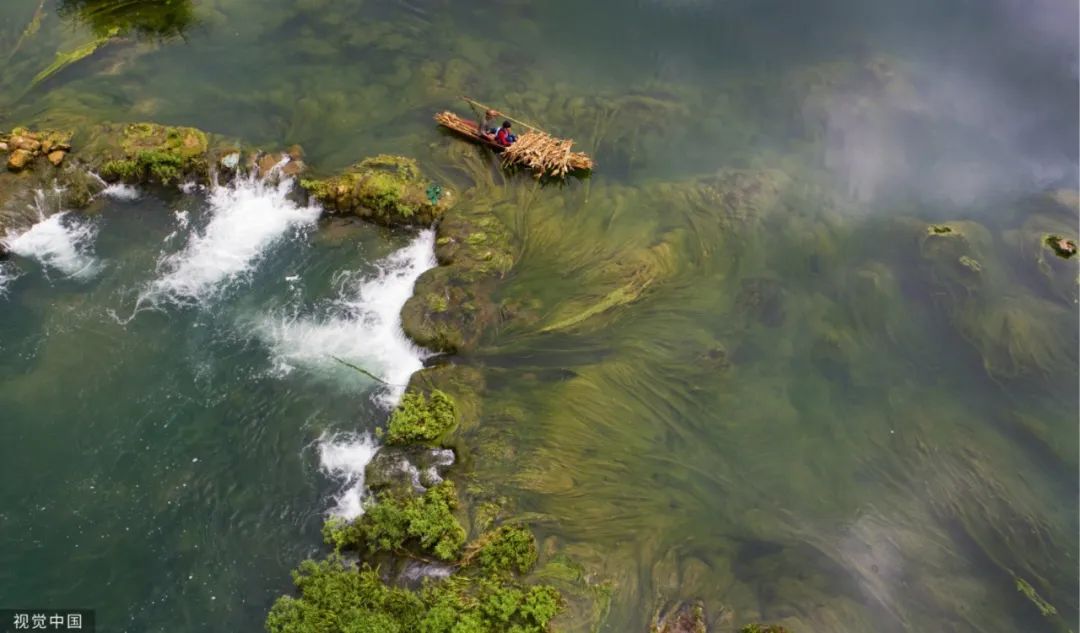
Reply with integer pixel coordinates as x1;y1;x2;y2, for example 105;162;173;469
29;27;118;89
57;0;195;40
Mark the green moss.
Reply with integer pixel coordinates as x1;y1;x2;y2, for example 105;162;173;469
385;389;457;445
89;122;210;185
466;525;538;576
324;481;465;561
426;293;449;313
302;154;449;226
928;224;953;234
739;625;791;633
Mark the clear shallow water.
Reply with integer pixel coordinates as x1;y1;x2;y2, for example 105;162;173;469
0;0;1077;631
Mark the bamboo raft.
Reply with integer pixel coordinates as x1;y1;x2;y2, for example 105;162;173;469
435;98;593;179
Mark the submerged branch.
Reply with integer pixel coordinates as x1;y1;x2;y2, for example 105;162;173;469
330;355;400;386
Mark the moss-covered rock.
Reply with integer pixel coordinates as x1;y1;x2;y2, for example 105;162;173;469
1044;234;1077;259
81;122;211;185
400;202;515;353
739;625;791;633
651;601;707;633
301;154;452;226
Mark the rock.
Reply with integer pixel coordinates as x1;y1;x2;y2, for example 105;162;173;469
7;149;33;171
41;139;53;153
47;150;66;166
0;142;8;152
1046;235;1077;259
651;601;707;633
11;135;41;153
219;152;241;171
301;154;451;226
256;152;283;178
365;445;455;495
286;144;304;161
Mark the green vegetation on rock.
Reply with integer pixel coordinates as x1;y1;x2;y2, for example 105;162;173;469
266;557;561;633
273;479;563;632
90;122;210;185
302;155;450;226
465;524;538;576
323;481;465;561
385;389;457;445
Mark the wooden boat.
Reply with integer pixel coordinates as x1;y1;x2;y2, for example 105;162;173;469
434;110;510;152
435;98;594;178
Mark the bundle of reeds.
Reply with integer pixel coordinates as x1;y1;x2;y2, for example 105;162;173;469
500;131;593;178
434;111;477;137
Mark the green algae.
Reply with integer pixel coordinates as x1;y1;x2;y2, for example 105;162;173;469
1015;577;1057;618
384;389;457;445
29;28;118;90
58;0;195;40
400;190;516;353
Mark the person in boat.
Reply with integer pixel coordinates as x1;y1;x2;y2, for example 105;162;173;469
494;121;517;147
478;108;499;138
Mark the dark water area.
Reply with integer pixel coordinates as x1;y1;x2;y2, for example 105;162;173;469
0;0;1077;631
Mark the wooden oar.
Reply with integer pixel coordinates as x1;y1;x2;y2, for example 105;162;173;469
461;96;546;134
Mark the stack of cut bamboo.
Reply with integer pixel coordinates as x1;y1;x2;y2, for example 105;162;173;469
500;131;593;178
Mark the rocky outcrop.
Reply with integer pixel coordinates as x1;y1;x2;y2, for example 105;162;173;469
300;154;452;226
651;601;708;633
400;201;514;353
80;122;212;185
1;128;73;172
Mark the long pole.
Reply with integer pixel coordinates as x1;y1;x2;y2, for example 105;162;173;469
462;96;546;134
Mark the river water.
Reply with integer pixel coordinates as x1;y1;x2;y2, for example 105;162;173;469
0;1;1076;632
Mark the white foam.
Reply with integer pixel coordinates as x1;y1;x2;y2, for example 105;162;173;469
142;172;320;304
2;201;100;280
0;262;19;295
317;433;380;520
100;183;140;200
261;229;436;405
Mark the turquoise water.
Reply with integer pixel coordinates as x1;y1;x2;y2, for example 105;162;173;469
0;0;1077;631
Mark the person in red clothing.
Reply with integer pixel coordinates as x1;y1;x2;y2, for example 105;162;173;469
494;121;516;147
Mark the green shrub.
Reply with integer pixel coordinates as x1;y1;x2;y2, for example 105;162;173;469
266;556;563;633
385;389;456;445
469;525;538;575
325;481;465;561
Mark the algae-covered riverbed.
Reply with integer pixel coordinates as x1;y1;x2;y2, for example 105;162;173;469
0;1;1077;632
